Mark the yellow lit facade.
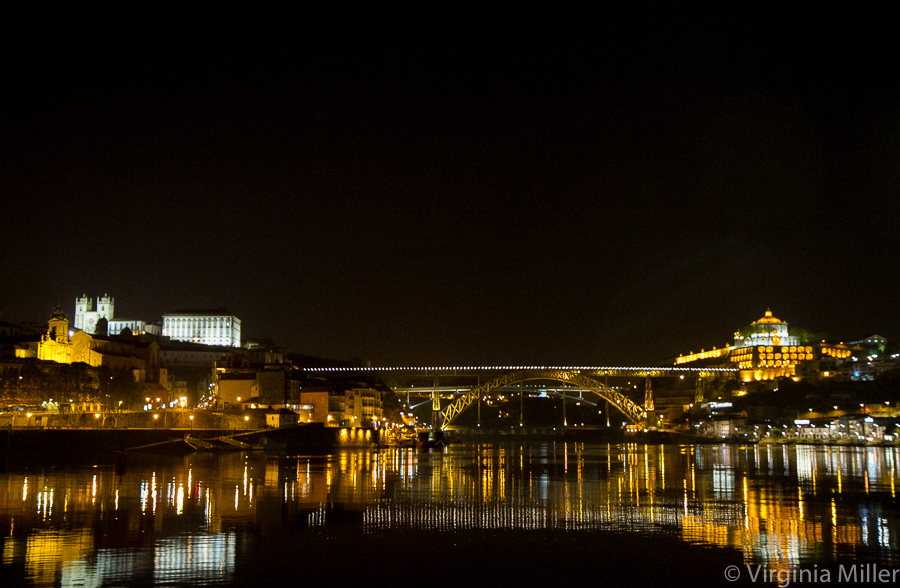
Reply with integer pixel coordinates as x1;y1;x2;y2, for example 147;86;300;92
676;308;863;383
732;344;814;382
37;307;73;364
328;388;384;427
675;346;733;365
34;308;162;384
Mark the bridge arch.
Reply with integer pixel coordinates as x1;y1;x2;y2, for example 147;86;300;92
441;369;646;429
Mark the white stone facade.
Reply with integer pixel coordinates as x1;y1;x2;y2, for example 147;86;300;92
734;309;799;349
162;311;241;347
74;294;115;334
107;319;161;336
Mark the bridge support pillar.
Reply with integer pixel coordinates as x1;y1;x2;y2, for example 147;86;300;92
477;375;481;427
432;376;441;430
644;376;654;412
605;376;610;427
519;382;523;427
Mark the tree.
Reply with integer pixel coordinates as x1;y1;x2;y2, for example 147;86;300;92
789;327;827;345
106;368;142;410
738;325;769;338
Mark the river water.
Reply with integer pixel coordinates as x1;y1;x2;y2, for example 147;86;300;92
1;441;899;586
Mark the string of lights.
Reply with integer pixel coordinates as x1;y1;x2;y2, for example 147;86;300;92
300;366;739;373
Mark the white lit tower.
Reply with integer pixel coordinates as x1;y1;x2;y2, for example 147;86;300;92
74;293;115;334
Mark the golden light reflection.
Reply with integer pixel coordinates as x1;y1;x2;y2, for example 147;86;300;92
1;443;898;579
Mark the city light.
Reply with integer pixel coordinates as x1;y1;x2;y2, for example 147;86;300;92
300;365;739;373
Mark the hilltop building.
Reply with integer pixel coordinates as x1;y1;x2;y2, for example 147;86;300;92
733;308;799;349
38;307;74;363
675;308;875;385
30;307;165;383
163;310;241;347
74;294;115;334
107;319;161;336
73;294;160;336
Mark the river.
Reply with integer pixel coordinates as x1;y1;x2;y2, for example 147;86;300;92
1;441;899;585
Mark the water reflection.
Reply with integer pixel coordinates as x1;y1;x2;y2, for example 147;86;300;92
1;442;899;584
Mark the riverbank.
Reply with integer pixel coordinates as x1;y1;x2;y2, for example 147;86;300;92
0;423;380;465
756;436;900;447
455;426;625;442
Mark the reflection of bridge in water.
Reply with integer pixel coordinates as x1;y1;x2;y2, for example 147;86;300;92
302;365;738;429
358;491;744;533
307;443;900;568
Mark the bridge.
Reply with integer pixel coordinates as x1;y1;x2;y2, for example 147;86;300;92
300;365;736;377
301;365;738;430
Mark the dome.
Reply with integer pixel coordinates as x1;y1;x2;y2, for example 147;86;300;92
754;308;782;324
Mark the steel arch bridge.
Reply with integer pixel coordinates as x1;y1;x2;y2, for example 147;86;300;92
441;369;647;429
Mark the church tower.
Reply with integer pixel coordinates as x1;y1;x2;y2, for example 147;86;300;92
74;294;92;330
38;307;74;363
74;293;115;334
97;294;114;321
46;306;70;343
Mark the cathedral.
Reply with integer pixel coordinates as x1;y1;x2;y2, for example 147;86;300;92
74;294;114;334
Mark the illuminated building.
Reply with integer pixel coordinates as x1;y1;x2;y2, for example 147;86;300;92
107;319;161;336
676;308;868;384
298;387;330;423
74;294;115;334
731;310;820;381
733;308;799;348
74;294;162;336
37;307;73;363
265;408;299;428
328;388;384;427
162;310;241;347
847;334;887;349
36;308;163;382
674;346;733;365
212;354;293;409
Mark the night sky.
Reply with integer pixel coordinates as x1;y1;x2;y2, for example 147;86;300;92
3;22;898;366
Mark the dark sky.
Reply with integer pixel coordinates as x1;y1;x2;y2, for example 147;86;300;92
3;22;898;366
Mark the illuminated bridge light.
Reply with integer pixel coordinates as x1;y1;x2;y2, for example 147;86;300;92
300;365;738;373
